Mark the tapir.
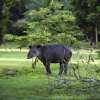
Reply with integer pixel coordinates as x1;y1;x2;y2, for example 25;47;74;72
27;44;72;75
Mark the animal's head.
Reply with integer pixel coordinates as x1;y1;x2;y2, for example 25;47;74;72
27;45;42;59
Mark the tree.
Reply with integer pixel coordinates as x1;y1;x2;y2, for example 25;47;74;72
25;0;79;45
0;0;3;44
0;0;14;44
0;0;27;45
8;0;27;35
70;0;100;45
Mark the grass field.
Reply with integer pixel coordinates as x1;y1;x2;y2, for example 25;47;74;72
0;49;100;100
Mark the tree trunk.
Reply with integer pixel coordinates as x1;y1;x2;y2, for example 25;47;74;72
50;0;54;5
90;24;98;47
0;31;4;45
95;23;98;45
0;0;4;45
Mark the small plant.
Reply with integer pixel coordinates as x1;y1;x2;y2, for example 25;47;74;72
97;51;100;59
2;68;17;76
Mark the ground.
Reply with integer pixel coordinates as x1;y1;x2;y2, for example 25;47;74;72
0;49;100;100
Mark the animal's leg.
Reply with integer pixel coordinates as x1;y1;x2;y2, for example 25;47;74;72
64;62;68;74
64;53;72;75
46;63;51;74
43;62;51;74
59;62;64;75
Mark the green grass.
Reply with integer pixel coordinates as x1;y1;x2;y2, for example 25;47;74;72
0;51;26;59
0;50;100;100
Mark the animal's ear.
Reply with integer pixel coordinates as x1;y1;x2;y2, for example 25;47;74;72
29;45;32;49
36;45;42;48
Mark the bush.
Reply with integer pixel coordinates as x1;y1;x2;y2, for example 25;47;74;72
4;34;16;42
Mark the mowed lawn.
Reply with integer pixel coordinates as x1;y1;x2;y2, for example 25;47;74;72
0;49;100;100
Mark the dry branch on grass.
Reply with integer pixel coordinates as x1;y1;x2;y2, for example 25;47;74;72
48;48;100;93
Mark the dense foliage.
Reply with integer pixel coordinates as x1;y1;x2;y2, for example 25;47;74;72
0;0;100;46
70;0;100;44
0;0;26;44
25;1;81;45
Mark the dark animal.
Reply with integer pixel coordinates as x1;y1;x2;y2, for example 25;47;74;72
27;44;72;75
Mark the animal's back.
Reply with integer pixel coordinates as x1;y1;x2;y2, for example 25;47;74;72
41;44;71;63
42;44;71;54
